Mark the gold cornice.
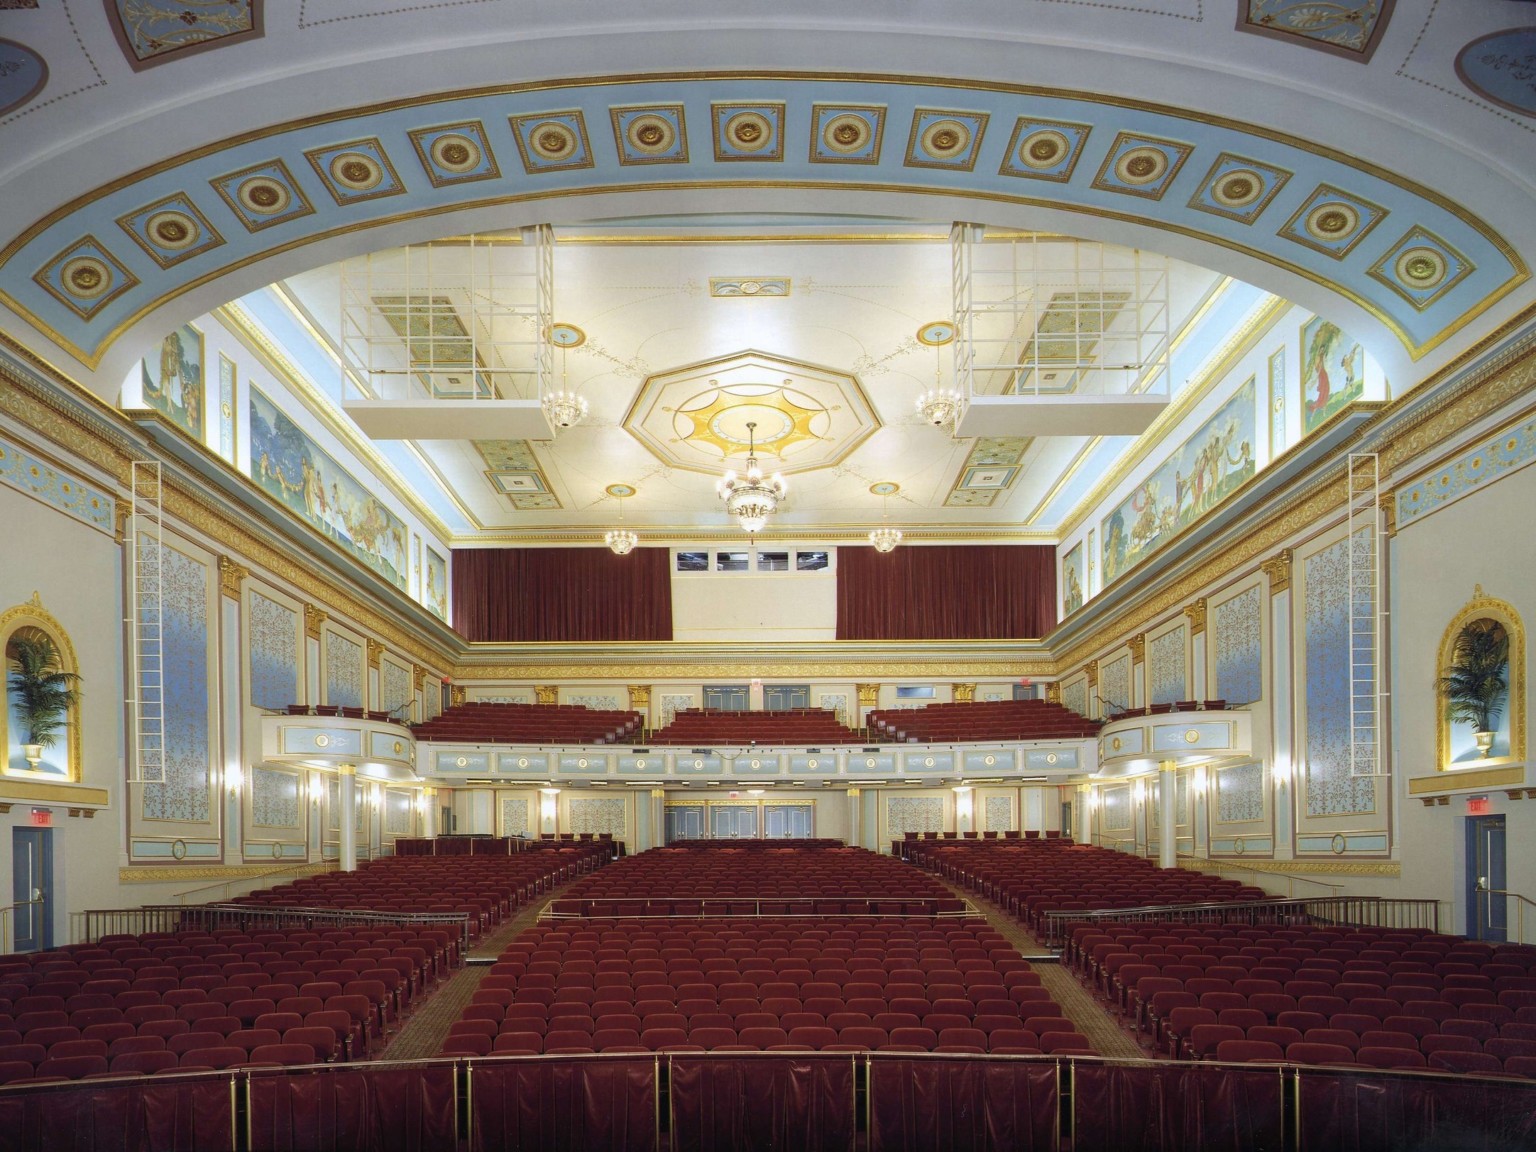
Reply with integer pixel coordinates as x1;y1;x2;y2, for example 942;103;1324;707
459;660;1055;681
1055;294;1290;538
218;555;249;600
217;301;463;542
1409;765;1525;796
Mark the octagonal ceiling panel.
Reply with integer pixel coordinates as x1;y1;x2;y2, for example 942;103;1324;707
624;350;879;476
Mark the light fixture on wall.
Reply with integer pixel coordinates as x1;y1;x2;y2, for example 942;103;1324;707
717;421;786;536
868;482;903;553
542;344;589;430
604;483;639;556
226;766;243;797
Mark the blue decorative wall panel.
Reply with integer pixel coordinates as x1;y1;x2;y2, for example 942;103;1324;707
1303;530;1376;816
1214;585;1264;705
142;543;210;823
248;591;298;712
1149;626;1188;706
325;634;363;709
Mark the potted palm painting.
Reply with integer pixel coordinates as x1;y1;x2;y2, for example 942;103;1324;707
1437;618;1509;758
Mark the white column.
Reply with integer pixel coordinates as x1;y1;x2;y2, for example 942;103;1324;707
652;790;665;851
862;790;879;852
1078;784;1093;844
1271;584;1295;860
339;765;357;872
1159;761;1178;869
422;787;437;840
1024;787;1045;834
846;788;861;847
220;592;242;864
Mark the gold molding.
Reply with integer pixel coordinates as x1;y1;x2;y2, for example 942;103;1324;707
627;684;652;710
1183;597;1207;636
218;555;248;600
1410;765;1525;796
1046;682;1062;705
951;683;976;703
1261;549;1293;595
118;862;334;883
1381;491;1397;539
534;685;559;706
1084;659;1098;689
856;683;880;708
413;664;428;690
449;685;467;708
366;638;386;669
0;779;107;806
1183;856;1401;877
303;603;327;640
1128;634;1145;664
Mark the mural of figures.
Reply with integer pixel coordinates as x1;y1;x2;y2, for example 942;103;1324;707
248;388;408;590
1061;542;1085;615
424;547;448;620
1102;377;1256;584
1301;317;1364;435
141;324;205;442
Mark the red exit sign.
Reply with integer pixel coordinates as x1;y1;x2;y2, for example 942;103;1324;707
29;808;52;827
1467;797;1492;816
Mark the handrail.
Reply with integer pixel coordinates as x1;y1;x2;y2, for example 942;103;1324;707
171;860;339;905
74;902;475;956
540;895;980;921
1474;888;1536;945
1040;894;1441;950
0;899;42;952
1176;852;1344;899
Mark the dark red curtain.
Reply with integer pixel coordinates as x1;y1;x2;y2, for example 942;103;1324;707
669;1055;855;1152
836;545;1056;640
868;1056;1058;1151
1072;1061;1285;1152
452;548;673;642
470;1057;658;1152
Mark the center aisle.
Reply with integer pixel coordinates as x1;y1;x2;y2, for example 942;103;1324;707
380;879;578;1060
932;875;1148;1060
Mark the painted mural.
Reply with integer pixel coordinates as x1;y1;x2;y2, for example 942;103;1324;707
424;546;448;620
142;324;205;442
1061;542;1085;615
1101;377;1256;584
1301;317;1364;435
249;388;407;590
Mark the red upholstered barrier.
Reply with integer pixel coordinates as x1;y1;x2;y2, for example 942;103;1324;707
669;1054;856;1152
247;1062;457;1152
0;1071;234;1152
1071;1061;1285;1152
469;1055;658;1152
868;1056;1058;1152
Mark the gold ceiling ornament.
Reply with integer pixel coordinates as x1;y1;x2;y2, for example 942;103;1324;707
680;379;825;458
604;483;638;556
716;421;786;537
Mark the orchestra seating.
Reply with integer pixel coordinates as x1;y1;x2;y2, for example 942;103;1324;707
0;922;452;1083
646;707;864;746
226;847;609;940
440;843;1094;1057
410;700;644;744
907;837;1268;939
867;698;1100;743
1063;917;1536;1077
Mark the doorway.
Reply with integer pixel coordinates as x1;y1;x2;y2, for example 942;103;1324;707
663;804;704;843
703;685;749;711
11;827;53;952
1466;814;1507;941
764;686;810;711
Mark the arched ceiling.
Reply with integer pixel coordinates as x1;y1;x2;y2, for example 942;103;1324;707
2;2;1534;394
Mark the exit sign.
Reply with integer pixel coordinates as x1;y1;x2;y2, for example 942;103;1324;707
29;808;52;827
1467;797;1491;815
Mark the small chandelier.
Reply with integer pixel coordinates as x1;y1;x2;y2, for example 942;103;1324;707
916;340;963;429
717;421;786;536
605;486;638;555
542;344;588;429
869;486;903;553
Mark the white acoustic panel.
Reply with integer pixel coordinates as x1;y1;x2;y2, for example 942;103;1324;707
344;399;553;441
955;394;1168;438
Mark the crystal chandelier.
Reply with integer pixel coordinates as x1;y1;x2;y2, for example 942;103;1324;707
717;421;786;536
542;344;588;429
869;487;902;552
916;340;963;428
605;486;638;555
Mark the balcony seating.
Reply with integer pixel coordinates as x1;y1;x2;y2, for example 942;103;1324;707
867;698;1099;744
411;701;644;745
646;708;864;746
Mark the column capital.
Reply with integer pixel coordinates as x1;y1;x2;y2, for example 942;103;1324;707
951;683;976;703
846;787;861;799
535;685;560;706
337;764;357;776
628;684;652;710
1261;549;1293;595
303;603;328;640
366;638;386;668
217;555;248;600
856;683;880;708
650;788;666;800
1045;682;1062;705
449;685;466;708
1183;597;1207;636
1128;633;1146;663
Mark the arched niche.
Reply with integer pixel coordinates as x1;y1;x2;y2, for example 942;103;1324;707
1;594;83;782
1437;586;1524;770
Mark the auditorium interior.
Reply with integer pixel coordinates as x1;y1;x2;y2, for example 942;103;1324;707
2;2;1536;1148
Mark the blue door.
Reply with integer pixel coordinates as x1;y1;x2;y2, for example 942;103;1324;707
12;827;53;952
1466;814;1507;941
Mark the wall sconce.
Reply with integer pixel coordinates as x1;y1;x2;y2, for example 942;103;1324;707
1133;780;1146;805
226;766;243;797
1272;759;1292;786
1193;766;1208;795
952;785;974;822
1087;788;1100;811
539;786;561;822
309;777;325;806
371;785;383;810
